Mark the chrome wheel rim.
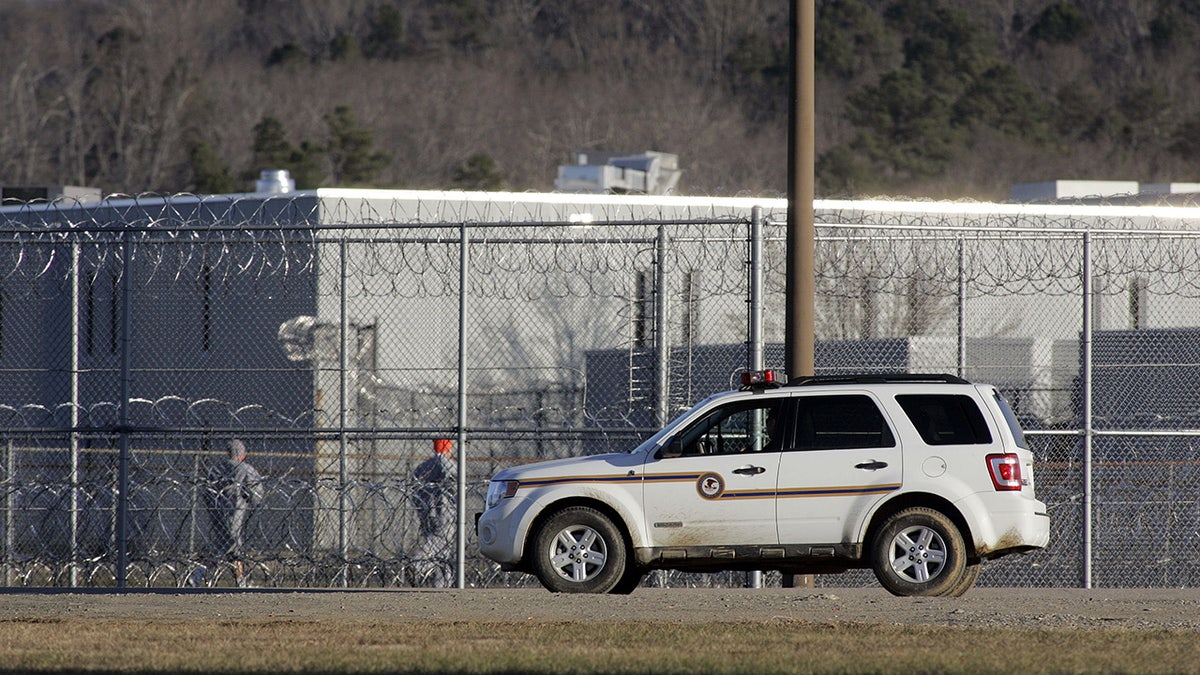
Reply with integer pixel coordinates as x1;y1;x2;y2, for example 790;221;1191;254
547;524;608;582
888;524;948;583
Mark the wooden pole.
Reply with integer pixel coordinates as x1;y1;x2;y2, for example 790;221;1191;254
784;0;816;591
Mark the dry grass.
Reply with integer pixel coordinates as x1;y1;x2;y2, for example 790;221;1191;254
1;617;1199;674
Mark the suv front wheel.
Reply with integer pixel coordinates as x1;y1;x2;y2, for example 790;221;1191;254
871;507;969;597
531;506;628;593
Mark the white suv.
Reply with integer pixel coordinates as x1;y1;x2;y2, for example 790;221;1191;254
476;372;1050;596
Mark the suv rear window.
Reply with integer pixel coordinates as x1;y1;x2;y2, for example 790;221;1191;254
896;394;993;445
993;391;1028;449
795;394;895;450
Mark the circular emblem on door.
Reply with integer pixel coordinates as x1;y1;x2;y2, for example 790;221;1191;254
696;472;725;500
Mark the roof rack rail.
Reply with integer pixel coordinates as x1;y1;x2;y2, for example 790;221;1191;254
787;373;971;387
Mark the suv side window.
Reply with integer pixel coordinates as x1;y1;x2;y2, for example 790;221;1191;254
668;400;787;457
896;394;993;445
794;394;895;450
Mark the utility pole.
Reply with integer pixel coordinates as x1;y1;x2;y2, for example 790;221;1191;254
786;0;815;380
784;0;816;591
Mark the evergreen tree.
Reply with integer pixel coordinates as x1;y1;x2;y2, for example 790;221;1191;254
453;154;505;190
837;0;1052;189
329;33;361;61
847;69;961;181
815;0;891;81
952;64;1050;141
189;141;238;194
816;145;875;196
266;43;309;68
364;2;409;59
1028;3;1093;45
251;117;294;171
431;0;489;54
324;105;391;186
289;141;326;190
249;116;325;189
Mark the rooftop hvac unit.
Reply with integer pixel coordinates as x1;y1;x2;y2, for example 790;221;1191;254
555;151;681;195
0;185;101;204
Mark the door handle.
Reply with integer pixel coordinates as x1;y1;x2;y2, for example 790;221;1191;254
733;465;766;475
854;460;888;471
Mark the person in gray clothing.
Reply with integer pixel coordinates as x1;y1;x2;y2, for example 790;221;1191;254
411;439;457;586
201;439;265;587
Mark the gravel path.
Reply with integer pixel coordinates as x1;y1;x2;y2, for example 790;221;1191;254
3;587;1200;631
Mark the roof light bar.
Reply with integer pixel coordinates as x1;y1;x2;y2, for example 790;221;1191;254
740;370;786;389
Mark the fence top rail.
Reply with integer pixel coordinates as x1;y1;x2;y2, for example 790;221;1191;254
817;197;1200;221
4;217;1200;241
5;188;1200;215
804;221;1200;238
0;218;750;237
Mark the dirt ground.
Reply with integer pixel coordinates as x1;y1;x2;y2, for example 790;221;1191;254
3;586;1200;631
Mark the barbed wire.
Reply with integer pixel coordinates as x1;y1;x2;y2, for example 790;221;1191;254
2;192;1200;588
1;197;1200;303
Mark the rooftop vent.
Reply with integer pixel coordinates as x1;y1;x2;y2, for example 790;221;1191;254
255;169;295;194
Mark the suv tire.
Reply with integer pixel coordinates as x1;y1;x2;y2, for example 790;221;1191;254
531;506;627;593
940;560;981;597
871;507;968;597
610;565;645;595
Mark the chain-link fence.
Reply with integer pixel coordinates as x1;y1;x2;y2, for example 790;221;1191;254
2;192;1200;589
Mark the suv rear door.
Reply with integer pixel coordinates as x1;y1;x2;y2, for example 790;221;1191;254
775;392;902;546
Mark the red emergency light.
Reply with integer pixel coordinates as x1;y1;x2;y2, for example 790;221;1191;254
740;369;786;389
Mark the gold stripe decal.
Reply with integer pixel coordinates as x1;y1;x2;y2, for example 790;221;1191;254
518;473;899;500
774;484;901;499
519;472;698;488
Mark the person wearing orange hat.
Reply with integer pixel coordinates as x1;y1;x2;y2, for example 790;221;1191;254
411;438;456;587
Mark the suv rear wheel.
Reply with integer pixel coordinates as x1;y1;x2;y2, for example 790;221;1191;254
871;507;968;597
531;506;627;593
940;560;981;597
610;565;644;595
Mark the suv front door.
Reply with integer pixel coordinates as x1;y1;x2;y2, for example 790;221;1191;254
775;392;902;546
641;398;788;547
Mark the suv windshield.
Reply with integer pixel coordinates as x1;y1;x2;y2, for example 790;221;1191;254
630;392;727;454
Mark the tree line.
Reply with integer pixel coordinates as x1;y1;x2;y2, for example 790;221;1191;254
1;0;1198;201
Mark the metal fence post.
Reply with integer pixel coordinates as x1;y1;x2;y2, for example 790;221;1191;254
1081;230;1094;589
957;236;967;378
747;207;764;590
70;239;80;588
456;221;469;589
189;450;199;562
749;208;765;374
116;227;132;589
654;225;670;426
338;239;349;587
5;440;12;587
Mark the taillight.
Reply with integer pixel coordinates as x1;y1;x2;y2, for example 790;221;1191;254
987;453;1022;491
